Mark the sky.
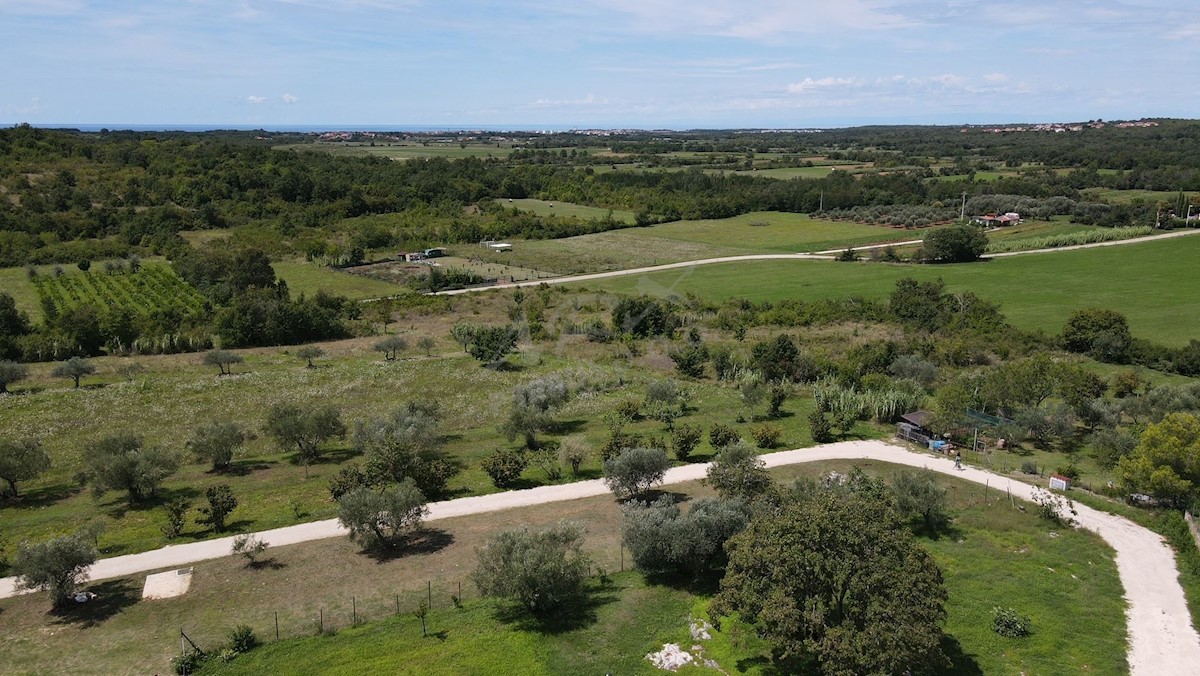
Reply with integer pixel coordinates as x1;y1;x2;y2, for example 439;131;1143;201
1;0;1198;129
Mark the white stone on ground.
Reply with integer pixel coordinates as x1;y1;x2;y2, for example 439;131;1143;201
141;568;193;599
646;643;694;671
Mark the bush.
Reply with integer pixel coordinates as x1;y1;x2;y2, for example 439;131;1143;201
231;534;269;564
748;423;782;449
472;522;591;617
79;434;179;504
991;607;1032;638
603;447;671;499
1031;488;1077;526
622;496;751;577
196;484;238;532
706;442;772;501
615;399;641;420
891;470;948;532
171;649;205;675
481;448;528;488
920;224;987;262
671;423;702;461
808;409;834;443
162;498;190;539
1020;461;1040;475
557;438;589;477
708;423;740;450
227;624;260;653
187;422;246;471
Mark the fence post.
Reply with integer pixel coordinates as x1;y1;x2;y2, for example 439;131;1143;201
396;594;400;615
427;581;432;610
275;611;280;641
620;546;624;572
352;596;357;626
319;608;324;634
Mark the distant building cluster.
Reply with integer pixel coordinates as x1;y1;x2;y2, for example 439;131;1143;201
962;119;1159;134
973;212;1022;226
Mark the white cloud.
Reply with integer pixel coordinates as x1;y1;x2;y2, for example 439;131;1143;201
246;95;268;104
590;0;914;40
983;73;1009;84
1;96;43;117
0;0;84;15
533;93;609;106
282;93;299;103
786;77;860;94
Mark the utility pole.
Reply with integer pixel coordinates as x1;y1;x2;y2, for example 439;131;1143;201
819;190;824;212
960;191;968;221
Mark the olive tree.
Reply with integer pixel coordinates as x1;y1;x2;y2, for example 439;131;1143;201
603;447;671;499
201;349;243;376
13;526;102;608
622;496;750;577
0;359;29;394
295;345;324;368
374;335;408;361
501;374;570;449
263;403;346;477
187;422;246;471
336;480;429;549
891;469;949;533
196;484;238;532
472;522;591;618
79;434;179;504
352;401;453;497
0;438;51;498
51;356;95;388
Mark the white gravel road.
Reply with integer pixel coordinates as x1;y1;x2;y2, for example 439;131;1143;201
2;440;1197;674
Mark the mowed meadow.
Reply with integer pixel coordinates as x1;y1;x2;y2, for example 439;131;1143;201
578;234;1200;346
0;461;1127;675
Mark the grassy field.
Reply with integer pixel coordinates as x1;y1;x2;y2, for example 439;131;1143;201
579;235;1200;346
474;212;931;275
0;315;866;561
0;461;1127;675
730;165;864;179
1081;188;1185;204
495;198;636;224
272;260;411;300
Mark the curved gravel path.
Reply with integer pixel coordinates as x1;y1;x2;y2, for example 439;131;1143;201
425;228;1200;297
2;440;1197;673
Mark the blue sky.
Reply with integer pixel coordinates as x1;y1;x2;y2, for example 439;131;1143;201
2;0;1198;129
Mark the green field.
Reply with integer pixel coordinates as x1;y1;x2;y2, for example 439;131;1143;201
579;235;1200;346
272;260;411;300
0;461;1127;675
0;265;42;319
1081;188;1186;204
472;212;929;275
33;264;206;318
495;198;637;224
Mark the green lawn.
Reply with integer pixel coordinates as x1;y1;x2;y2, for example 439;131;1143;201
0;264;41;319
0;461;1126;674
495;198;637;224
1081;188;1185;204
196;461;1125;676
579;235;1200;346
471;212;929;275
272;260;411;300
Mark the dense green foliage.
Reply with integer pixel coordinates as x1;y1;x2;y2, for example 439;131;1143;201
336;481;429;549
12;526;101;608
715;473;948;674
472;522;591;618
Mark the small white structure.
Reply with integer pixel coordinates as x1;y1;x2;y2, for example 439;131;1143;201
142;567;194;599
1049;474;1072;491
486;242;513;252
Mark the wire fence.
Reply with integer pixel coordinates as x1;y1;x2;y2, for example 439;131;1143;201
173;547;630;659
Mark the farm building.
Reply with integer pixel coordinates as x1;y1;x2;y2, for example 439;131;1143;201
423;247;447;258
486;242;513;252
973;212;1022;226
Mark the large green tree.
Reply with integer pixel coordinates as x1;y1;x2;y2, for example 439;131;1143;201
79;434;179;504
919;224;987;262
1117;412;1200;507
13;526;101;608
0;438;51;497
715;483;948;675
263;403;346;476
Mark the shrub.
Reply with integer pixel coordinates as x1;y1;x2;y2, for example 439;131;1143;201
671;423;702;461
706;442;772;501
472;522;591;617
231;534;269;565
891;470;948;532
481;448;528;488
622;496;751;577
749;423;782;449
188;422;246;471
557;438;589;477
1031;488;1077;526
162;498;190;539
991;607;1032;638
227;625;260;653
615;399;641;420
808;409;834;443
171;649;206;675
196;484;238;532
603;447;671;499
708;423;740;450
1020;461;1040;475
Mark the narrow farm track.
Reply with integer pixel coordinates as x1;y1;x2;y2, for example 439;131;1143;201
2;440;1197;674
424;228;1200;297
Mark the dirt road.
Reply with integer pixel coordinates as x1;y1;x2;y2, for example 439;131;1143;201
2;440;1196;673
